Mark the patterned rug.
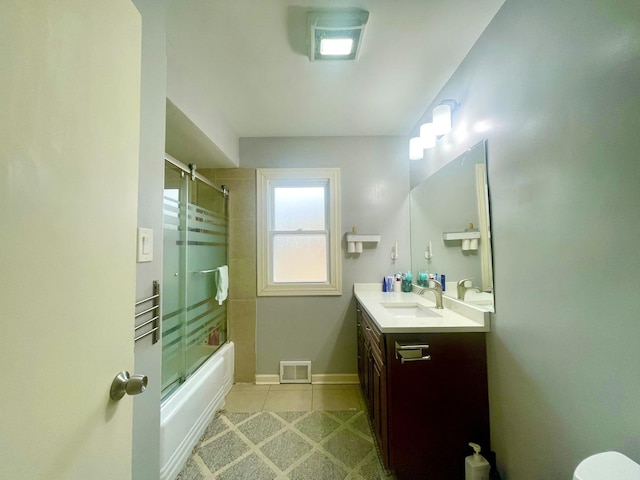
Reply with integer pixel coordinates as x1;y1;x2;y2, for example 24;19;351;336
177;410;393;479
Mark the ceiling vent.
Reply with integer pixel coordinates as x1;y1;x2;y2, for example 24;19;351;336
307;8;369;62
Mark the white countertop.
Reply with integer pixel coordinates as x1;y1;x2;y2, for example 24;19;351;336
354;283;491;333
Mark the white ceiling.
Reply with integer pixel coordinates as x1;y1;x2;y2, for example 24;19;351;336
166;0;504;138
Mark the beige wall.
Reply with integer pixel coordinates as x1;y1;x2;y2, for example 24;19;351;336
410;0;640;478
211;169;257;382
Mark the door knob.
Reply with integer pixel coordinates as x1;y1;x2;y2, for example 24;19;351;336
110;371;148;401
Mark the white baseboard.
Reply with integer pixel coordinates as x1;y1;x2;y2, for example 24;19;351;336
255;373;359;385
255;374;280;385
312;373;359;384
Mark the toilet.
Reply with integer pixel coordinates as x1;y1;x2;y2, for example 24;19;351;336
574;451;640;479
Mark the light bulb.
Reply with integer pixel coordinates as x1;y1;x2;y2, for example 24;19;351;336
433;104;452;135
409;137;423;160
420;122;436;149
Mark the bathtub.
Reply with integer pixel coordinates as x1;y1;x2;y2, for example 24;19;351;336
160;341;234;480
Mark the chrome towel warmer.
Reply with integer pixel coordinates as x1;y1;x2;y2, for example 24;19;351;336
134;280;160;344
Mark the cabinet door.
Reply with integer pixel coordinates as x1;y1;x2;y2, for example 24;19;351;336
356;307;365;387
371;352;389;468
387;333;489;480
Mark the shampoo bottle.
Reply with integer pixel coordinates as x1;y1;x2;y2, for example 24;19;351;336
465;443;490;480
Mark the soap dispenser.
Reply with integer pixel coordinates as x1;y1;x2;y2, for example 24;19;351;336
465;443;490;480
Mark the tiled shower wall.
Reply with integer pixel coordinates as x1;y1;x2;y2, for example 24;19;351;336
208;168;257;383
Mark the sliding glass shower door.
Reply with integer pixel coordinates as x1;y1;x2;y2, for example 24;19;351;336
162;159;228;399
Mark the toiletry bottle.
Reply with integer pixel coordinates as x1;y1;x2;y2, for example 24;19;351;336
382;276;387;292
393;274;402;292
465;443;490;480
440;273;446;291
404;271;413;292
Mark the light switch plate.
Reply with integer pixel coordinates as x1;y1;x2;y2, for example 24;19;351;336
137;228;153;262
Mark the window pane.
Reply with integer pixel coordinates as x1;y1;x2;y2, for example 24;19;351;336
273;234;327;282
273;186;325;231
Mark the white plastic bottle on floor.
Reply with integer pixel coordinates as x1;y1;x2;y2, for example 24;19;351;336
465;442;490;480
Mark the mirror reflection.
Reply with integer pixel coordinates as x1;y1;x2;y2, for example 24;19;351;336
409;139;495;311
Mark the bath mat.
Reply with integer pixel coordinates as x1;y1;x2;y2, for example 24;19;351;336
177;410;394;479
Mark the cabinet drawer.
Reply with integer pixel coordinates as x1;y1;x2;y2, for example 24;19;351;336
361;308;384;359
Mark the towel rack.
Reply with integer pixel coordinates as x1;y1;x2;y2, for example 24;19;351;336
195;268;220;274
134;281;160;344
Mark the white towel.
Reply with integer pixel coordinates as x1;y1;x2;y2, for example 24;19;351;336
214;265;229;305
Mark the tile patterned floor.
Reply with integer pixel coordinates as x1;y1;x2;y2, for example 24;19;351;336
177;384;393;479
223;383;365;413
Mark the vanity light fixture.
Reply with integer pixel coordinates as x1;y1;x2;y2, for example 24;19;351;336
409;137;423;160
420;122;436;149
433;104;452;135
308;8;369;61
409;99;459;159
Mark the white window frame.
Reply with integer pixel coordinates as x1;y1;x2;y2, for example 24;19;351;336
257;168;342;296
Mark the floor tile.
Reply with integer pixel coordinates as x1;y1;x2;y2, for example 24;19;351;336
216;453;277;480
269;383;312;391
322;428;374;468
312;386;362;411
262;390;312;412
259;430;313;470
175;457;204;480
198;430;250;472
224;412;255;425
231;383;270;392
200;414;229;441
273;411;308;424
347;411;374;436
224;390;267;412
288;451;347;480
313;384;359;390
294;412;341;443
357;453;389;480
237;413;286;444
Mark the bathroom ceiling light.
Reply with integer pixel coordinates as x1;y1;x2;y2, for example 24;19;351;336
308;8;369;61
320;38;354;56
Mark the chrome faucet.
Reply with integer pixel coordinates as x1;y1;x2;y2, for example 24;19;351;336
457;278;481;301
418;279;443;309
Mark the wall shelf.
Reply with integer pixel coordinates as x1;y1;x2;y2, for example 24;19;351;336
442;231;480;241
346;234;381;243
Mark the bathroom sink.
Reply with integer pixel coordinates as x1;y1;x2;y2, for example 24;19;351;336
380;303;442;318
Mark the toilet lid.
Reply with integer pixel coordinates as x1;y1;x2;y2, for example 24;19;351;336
574;452;640;480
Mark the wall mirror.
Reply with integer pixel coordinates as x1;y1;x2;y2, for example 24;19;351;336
409;139;495;311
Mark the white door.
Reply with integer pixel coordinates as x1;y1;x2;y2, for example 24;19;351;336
0;1;142;479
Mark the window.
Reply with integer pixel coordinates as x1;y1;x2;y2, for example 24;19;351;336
257;168;342;296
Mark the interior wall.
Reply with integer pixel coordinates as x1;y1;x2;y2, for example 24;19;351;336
409;1;640;478
208;168;258;383
240;136;410;378
131;1;168;479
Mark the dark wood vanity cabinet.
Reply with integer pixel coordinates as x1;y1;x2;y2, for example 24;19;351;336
356;301;490;480
357;303;389;467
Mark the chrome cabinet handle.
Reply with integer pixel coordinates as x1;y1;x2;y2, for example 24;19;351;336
110;371;148;401
395;341;432;364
